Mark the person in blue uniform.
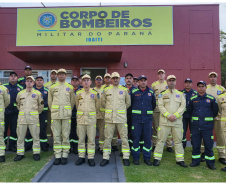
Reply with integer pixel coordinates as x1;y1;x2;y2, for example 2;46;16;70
3;72;23;152
17;66;32;89
181;78;197;148
187;81;218;170
131;75;156;165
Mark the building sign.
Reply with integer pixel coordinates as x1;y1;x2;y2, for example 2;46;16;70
17;6;173;46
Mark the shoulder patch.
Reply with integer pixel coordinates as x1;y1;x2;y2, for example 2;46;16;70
206;94;214;100
44;87;49;92
18;89;26;95
132;88;139;94
17;84;24;89
3;83;9;86
190;95;198;100
76;89;84;95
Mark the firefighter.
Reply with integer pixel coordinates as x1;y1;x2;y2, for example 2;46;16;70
75;74;99;167
201;72;226;165
181;78;197;148
151;69;173;153
153;75;187;168
131;75;156;165
133;77;139;88
100;72;131;167
217;90;226;171
48;69;75;165
102;73;119;152
44;69;58;144
187;81;218;170
18;66;32;89
14;76;44;161
70;76;80;154
93;75;105;154
0;83;10;162
3;72;23;152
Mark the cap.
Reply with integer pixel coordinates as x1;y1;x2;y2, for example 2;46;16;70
139;75;147;80
26;76;35;81
10;72;17;76
111;72;120;78
133;77;139;80
158;69;165;74
25;66;32;70
71;76;79;80
82;74;91;80
125;73;133;78
104;73;111;78
167;75;176;81
57;68;67;74
95;75;103;80
185;78;192;83
35;76;44;80
79;74;84;79
197;81;206;86
51;69;57;74
209;72;218;77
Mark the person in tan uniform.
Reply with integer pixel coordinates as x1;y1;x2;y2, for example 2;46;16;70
153;75;187;168
14;76;44;161
151;69;173;152
44;69;58;144
75;74;99;167
217;92;226;171
100;72;131;167
93;75;105;154
48;69;75;165
201;72;226;165
102;73;119;151
0;84;10;162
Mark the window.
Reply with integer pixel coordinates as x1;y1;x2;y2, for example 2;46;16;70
0;70;13;84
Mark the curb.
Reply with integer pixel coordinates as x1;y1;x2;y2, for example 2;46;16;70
114;151;126;183
31;156;54;182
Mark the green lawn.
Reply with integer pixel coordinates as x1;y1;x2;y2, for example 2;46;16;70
0;151;54;182
123;147;226;182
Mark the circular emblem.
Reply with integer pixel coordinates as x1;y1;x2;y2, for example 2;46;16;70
217;90;221;95
119;91;123;94
176;94;180;98
166;86;168;89
38;12;57;28
66;88;70;92
44;91;47;94
17;88;21;92
90;94;94;98
32;94;36;98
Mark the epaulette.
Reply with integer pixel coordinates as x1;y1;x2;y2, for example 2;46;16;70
18;89;26;95
104;86;113;91
32;89;41;95
18;77;25;82
44;81;51;87
190;95;198;100
118;85;128;91
50;82;60;89
161;89;169;95
175;90;183;95
216;85;225;91
44;87;49;92
17;84;23;89
90;89;98;94
164;81;167;84
65;82;73;89
149;89;154;94
3;83;9;86
151;81;159;88
218;93;226;98
0;85;7;91
132;88;139;93
76;89;84;95
206;94;214;100
193;90;198;94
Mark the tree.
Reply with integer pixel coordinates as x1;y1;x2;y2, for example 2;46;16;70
220;30;226;86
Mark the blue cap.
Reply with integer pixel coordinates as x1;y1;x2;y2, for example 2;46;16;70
35;76;43;80
25;66;32;70
139;75;147;80
71;76;79;80
133;77;139;80
185;78;192;83
197;81;206;86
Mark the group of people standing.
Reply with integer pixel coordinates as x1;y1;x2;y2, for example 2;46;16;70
0;66;226;172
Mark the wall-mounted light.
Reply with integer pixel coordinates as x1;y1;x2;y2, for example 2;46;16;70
124;62;128;68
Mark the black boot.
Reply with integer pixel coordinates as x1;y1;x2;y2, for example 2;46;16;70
88;159;95;167
219;158;226;165
33;154;40;161
176;161;188;168
123;159;130;166
0;156;5;162
207;164;216;170
144;159;152;166
14;155;25;161
167;147;174;153
53;158;61;165
153;159;160;166
61;158;67;165
75;158;85;165
100;159;109;166
133;159;139;165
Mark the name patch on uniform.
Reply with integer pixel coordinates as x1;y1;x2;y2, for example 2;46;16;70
66;88;70;92
44;91;47;94
119;91;123;94
148;93;152;96
90;94;94;98
135;94;141;96
217;91;221;95
194;101;199;103
17;88;21;92
206;99;210;103
166;86;168;89
176;94;180;98
32;94;36;98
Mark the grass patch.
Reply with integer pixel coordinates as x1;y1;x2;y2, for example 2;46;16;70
123;147;226;182
0;151;54;182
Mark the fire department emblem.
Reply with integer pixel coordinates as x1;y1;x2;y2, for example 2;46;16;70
176;94;180;98
119;91;123;94
32;94;36;98
17;88;21;91
90;94;94;98
38;12;57;28
166;86;168;89
66;88;70;92
148;93;152;96
206;99;210;103
44;91;47;94
217;91;221;95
